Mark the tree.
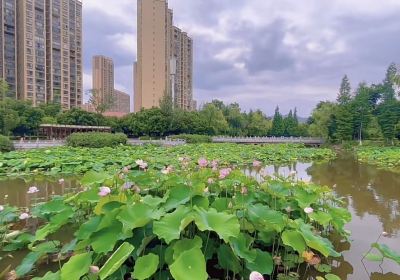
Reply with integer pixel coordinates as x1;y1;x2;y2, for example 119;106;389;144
308;102;337;140
270;107;285;136
87;89;115;114
246;110;271;136
284;109;299;137
0;79;10;104
337;75;352;105
382;63;397;101
335;105;354;142
200;103;228;135
377;99;400;145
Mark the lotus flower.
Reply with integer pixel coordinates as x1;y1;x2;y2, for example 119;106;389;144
241;186;248;195
136;159;148;169
161;166;173;175
122;166;130;174
249;271;264;280
204;187;209;194
207;178;214;184
211;160;219;168
0;205;4;212
19;213;30;220
122;182;133;190
98;186;111;197
198;158;208;168
89;266;100;274
219;168;232;179
27;186;39;194
382;231;389;237
253;160;262;167
304;207;314;214
58;178;65;185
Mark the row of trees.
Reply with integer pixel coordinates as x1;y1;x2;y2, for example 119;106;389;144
0;95;306;138
118;97;306;137
309;63;400;144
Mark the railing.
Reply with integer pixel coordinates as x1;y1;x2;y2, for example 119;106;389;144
13;139;65;150
127;138;187;146
212;136;324;145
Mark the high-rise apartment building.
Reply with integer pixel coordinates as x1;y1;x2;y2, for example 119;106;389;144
108;89;130;114
0;0;82;108
0;0;17;99
134;0;195;112
92;55;114;106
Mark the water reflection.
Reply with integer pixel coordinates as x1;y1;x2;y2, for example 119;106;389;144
0;177;79;208
249;154;400;280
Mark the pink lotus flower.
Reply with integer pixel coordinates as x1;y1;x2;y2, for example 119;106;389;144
249;271;264;280
207;178;214;184
98;186;111;197
27;186;39;194
0;205;4;212
211;160;219;168
89;266;100;274
19;213;30;220
122;167;130;174
136;159;148;169
219;168;232;179
198;158;208;168
161;166;173;175
58;178;65;185
253;160;262;167
122;182;133;190
304;207;314;214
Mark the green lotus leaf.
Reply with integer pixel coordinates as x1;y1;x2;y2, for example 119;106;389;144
34;207;74;242
246;249;273;275
153;206;193;244
193;206;240;242
99;242;134;280
132;253;159;280
169;248;208;280
90;221;123;253
32;271;60;280
15;252;42;277
299;222;340;258
325;274;341;280
229;233;257;262
309;211;332;227
281;230;307;254
172;236;203;261
217;244;241;274
163;185;192;211
247;204;287;233
372;243;400;264
80;170;110;186
60;252;93;280
75;216;102;240
293;188;319;208
117;203;160;231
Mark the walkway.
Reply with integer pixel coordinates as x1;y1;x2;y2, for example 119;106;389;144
212;136;324;145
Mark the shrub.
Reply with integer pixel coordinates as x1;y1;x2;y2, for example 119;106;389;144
170;134;212;143
66;132;127;148
0;135;13;152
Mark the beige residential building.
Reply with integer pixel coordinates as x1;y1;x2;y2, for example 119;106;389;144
134;0;195;112
0;0;82;108
108;89;130;114
0;0;18;99
92;55;114;106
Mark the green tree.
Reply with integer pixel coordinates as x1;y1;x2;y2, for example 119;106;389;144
245;110;271;136
308;102;337;140
381;63;397;101
199;103;228;135
270;107;285;136
335;105;354;142
337;75;352;105
87;89;115;114
284;109;299;137
376;99;400;144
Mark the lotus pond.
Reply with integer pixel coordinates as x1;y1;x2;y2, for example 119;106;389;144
0;145;399;280
356;146;400;172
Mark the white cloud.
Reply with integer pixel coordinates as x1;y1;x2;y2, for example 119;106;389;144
107;33;137;56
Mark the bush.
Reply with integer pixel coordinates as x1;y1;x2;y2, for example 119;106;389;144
0;135;13;152
170;134;212;143
66;132;127;148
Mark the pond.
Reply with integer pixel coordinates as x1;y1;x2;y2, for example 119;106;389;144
1;153;399;279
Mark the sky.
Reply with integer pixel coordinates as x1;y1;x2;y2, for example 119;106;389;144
83;0;400;116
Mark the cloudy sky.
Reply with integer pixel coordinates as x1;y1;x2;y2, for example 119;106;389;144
83;0;400;116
